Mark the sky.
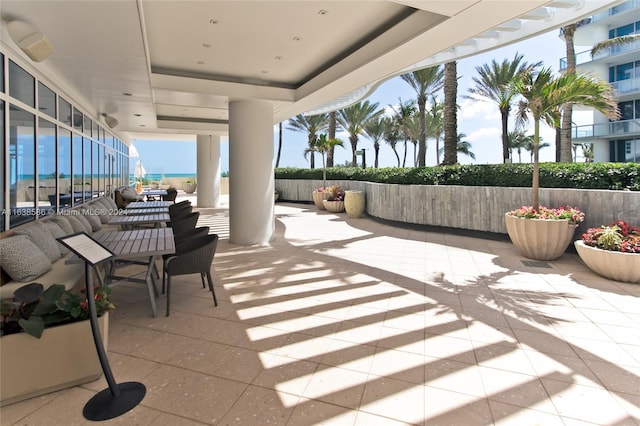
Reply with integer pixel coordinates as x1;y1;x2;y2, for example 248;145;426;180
131;28;594;175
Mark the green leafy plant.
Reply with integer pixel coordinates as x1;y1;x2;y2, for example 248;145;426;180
1;283;114;339
582;221;640;253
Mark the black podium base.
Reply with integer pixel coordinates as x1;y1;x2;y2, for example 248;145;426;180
83;381;146;421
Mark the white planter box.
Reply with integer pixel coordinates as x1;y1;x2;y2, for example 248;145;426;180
0;313;109;406
575;240;640;283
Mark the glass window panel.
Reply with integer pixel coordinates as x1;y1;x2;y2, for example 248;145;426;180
83;137;92;202
59;97;72;126
9;105;35;227
0;53;4;93
616;62;633;81
609;66;615;83
619;101;634;120
73;107;83;131
72;133;83;205
58;128;72;209
0;101;4;231
93;121;99;140
38;82;56;119
8;60;35;107
37;118;56;210
84;116;92;137
92;140;99;197
616;23;634;37
636;100;640;119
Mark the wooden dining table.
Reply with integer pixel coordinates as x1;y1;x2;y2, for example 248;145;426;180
94;227;175;317
123;207;169;216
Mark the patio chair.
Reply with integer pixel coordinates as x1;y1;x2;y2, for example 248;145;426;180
170;212;199;235
169;205;193;223
174;226;210;245
162;188;178;203
164;234;219;316
169;200;191;212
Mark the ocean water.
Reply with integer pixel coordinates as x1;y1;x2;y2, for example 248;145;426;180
130;173;196;181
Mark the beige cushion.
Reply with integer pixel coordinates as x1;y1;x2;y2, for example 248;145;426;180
81;209;102;232
0;235;52;282
102;196;118;211
51;216;74;235
92;199;113;224
75;214;94;234
42;221;70;256
66;215;90;235
121;187;140;201
15;222;62;263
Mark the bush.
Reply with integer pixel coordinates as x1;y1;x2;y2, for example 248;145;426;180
275;163;640;191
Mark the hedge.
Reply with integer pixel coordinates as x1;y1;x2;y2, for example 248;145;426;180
274;163;640;191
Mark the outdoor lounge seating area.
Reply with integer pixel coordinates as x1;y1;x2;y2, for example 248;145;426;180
1;193;638;425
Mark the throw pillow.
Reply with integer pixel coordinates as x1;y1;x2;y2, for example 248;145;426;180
42;221;70;256
92;199;113;224
121;187;139;201
74;214;94;235
15;222;62;263
102;196;118;211
81;209;102;232
66;215;91;234
51;216;74;234
0;235;52;282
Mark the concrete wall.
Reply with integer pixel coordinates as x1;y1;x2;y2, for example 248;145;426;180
275;179;640;235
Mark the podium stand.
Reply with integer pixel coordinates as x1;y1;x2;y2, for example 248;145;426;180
57;232;146;421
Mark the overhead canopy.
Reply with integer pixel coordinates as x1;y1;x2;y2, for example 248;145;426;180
0;0;618;143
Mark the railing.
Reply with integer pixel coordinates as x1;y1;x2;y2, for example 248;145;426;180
560;39;640;69
574;0;640;27
572;119;640;139
611;76;640;95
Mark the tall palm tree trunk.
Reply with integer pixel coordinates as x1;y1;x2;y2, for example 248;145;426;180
500;108;510;163
560;24;576;163
402;141;408;167
533;119;540;210
417;96;427;167
275;122;282;168
350;135;358;166
328;111;336;167
443;61;458;165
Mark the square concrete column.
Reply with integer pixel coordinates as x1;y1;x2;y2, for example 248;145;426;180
228;100;275;244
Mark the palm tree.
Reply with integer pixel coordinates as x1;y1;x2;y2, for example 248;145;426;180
467;53;541;163
427;96;444;165
287;113;328;169
389;98;416;167
404;114;421;166
400;66;444;167
336;101;383;167
507;130;533;163
591;33;640;56
438;133;476;160
560;23;577;163
364;117;386;168
510;67;619;210
315;134;343;189
381;116;402;167
524;136;551;163
442;61;458;165
581;143;595;163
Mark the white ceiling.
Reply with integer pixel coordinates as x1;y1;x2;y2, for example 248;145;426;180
0;0;621;144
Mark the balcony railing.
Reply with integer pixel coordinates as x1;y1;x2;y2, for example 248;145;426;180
560;38;640;69
573;0;640;28
572;119;640;139
611;76;640;95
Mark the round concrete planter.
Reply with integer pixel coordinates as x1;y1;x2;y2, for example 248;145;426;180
312;190;332;210
183;183;197;194
574;240;640;283
504;213;577;261
323;200;345;213
344;190;365;218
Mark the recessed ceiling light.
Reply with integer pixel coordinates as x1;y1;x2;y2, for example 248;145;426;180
275;56;282;60
123;92;133;96
133;113;141;117
202;43;211;48
139;124;146;127
197;61;204;65
261;70;268;74
209;19;219;24
293;36;301;41
318;9;328;15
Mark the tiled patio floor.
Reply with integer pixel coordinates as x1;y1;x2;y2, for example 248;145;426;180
2;197;639;425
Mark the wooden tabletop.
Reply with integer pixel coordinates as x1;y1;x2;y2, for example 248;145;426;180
108;213;170;226
94;228;175;259
123;207;169;215
126;201;171;209
140;189;168;196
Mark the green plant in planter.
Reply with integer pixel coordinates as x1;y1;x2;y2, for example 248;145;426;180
314;134;343;190
508;67;619;210
0;283;114;339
